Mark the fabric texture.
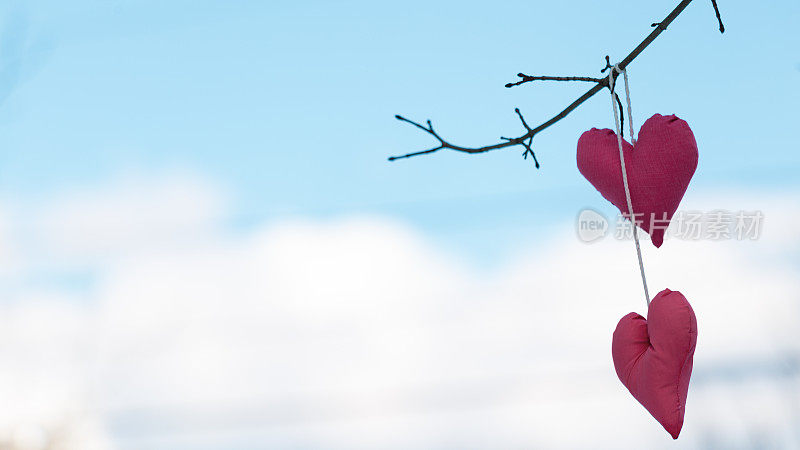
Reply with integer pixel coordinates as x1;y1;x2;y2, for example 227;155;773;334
576;114;698;247
612;289;698;439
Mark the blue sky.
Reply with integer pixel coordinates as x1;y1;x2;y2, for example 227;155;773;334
0;0;797;264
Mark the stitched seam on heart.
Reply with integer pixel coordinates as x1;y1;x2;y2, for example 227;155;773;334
675;303;697;433
626;347;649;392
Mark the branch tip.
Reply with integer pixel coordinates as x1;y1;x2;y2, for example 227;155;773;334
600;55;613;73
506;73;603;88
710;0;724;33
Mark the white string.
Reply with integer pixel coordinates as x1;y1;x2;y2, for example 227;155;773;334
609;65;650;307
621;67;636;146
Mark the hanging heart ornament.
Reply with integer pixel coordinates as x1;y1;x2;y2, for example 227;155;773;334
612;289;697;438
576;114;698;247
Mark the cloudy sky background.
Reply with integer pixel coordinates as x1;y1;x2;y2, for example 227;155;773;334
0;0;797;448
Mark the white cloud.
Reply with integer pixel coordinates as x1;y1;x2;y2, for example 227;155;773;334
0;173;798;449
28;170;227;265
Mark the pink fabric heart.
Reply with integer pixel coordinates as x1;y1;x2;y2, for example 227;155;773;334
612;288;697;439
576;114;698;247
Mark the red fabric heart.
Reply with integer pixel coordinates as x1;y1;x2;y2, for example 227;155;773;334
612;289;697;439
576;114;698;247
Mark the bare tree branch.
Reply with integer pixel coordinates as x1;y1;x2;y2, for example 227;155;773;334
505;74;603;89
500;108;539;168
710;0;725;33
614;91;624;140
389;0;724;164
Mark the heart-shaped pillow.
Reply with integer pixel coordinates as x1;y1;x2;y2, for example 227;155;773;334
577;114;698;247
612;289;697;439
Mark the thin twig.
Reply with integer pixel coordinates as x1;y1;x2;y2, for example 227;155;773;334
389;0;721;163
653;0;723;33
505;74;603;89
600;55;614;73
500;108;540;168
710;0;724;33
390;115;446;159
614;92;624;141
